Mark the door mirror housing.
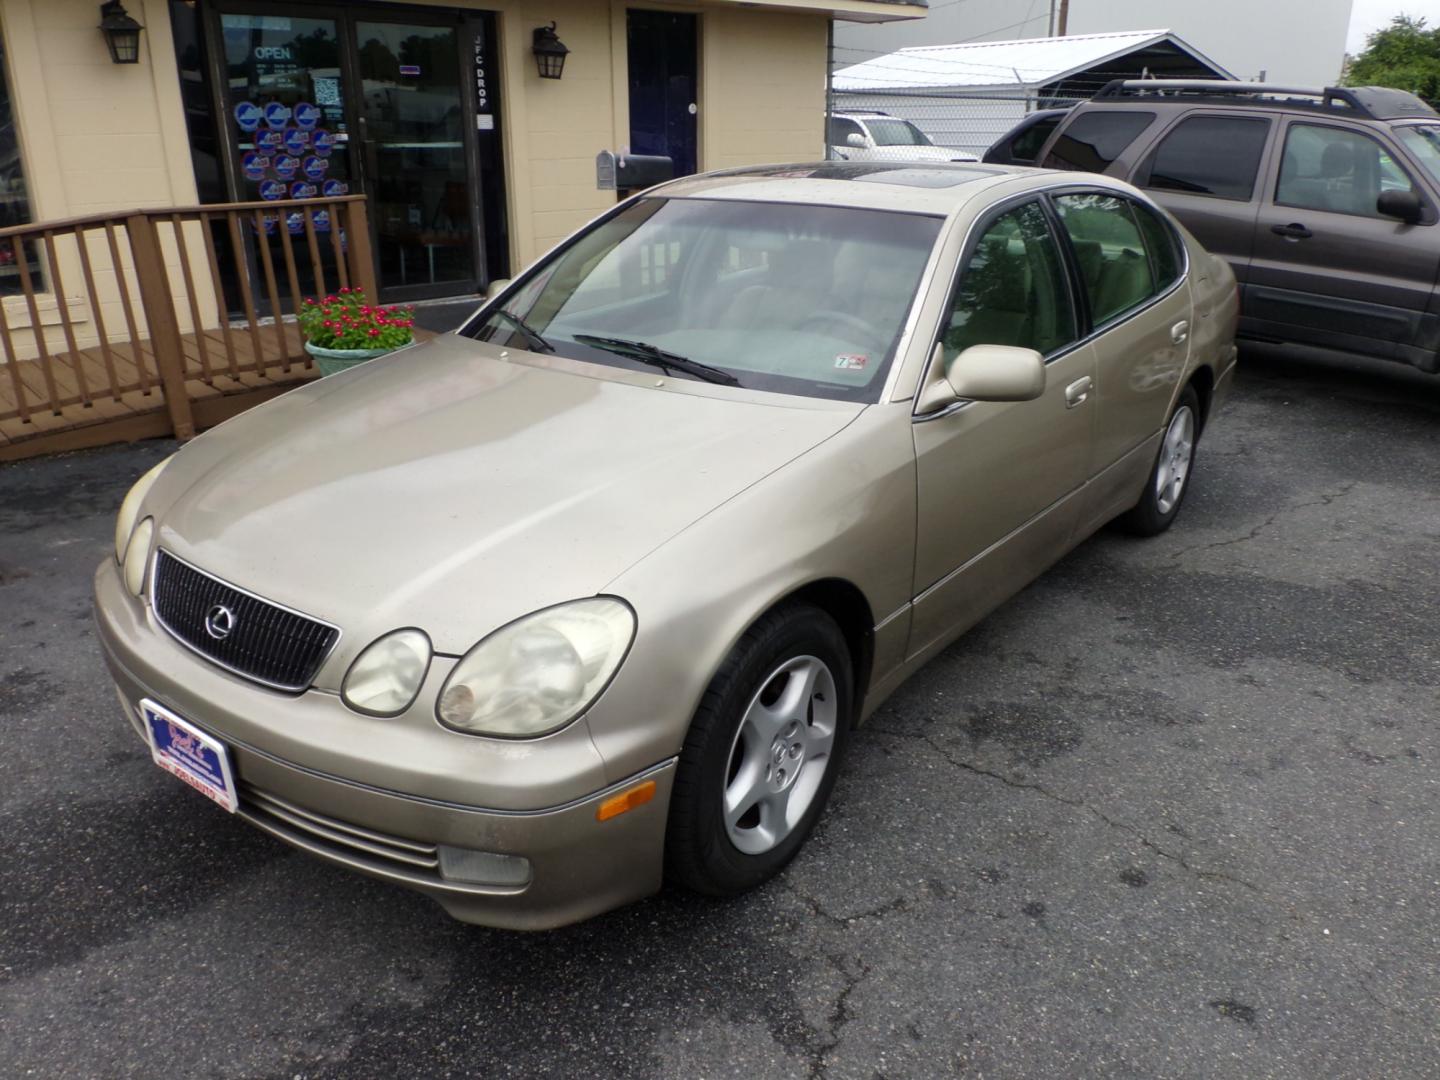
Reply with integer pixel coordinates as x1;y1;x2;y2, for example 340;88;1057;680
484;278;512;301
1377;188;1424;224
845;132;867;149
918;344;1047;411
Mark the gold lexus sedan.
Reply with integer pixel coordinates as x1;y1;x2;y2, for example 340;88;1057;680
96;162;1238;930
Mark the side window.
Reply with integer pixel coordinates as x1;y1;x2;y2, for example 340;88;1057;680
942;201;1077;361
1277;124;1416;217
828;117;864;145
1053;194;1157;324
1139;115;1271;200
1130;201;1184;290
1042;111;1154;172
1010;117;1061;163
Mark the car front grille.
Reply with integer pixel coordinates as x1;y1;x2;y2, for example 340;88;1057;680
151;549;340;693
237;783;442;882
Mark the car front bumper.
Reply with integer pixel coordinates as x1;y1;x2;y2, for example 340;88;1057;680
95;559;674;930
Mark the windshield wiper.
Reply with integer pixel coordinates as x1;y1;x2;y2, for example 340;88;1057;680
490;309;555;354
573;334;739;386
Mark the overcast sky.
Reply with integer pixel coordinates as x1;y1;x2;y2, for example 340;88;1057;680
1347;1;1440;52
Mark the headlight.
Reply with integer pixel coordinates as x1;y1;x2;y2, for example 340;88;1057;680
123;518;153;597
114;456;172;563
436;598;635;738
342;629;433;717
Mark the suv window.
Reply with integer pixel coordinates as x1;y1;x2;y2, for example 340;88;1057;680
1139;115;1271;200
942;200;1077;360
1042;111;1154;172
1010;116;1062;163
1277;123;1417;218
1053;193;1157;324
828;117;865;145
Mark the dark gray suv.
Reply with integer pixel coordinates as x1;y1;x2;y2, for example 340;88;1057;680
1025;80;1440;374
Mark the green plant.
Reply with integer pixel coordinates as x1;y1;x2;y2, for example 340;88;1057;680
1344;15;1440;101
299;288;416;350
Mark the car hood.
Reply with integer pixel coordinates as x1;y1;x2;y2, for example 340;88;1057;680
150;335;862;659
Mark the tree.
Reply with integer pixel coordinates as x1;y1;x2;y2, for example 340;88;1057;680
1344;15;1440;101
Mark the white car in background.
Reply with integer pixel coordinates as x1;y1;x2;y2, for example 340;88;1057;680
828;111;979;163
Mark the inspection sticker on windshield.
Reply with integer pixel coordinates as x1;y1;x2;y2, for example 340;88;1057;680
834;354;869;371
141;700;238;813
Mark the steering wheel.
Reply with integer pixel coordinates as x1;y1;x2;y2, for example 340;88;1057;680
797;310;886;354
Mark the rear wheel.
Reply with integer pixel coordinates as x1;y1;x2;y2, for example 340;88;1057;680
666;604;853;896
1117;385;1200;536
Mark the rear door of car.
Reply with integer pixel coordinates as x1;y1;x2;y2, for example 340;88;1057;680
1047;189;1194;534
1246;118;1440;363
1127;110;1277;287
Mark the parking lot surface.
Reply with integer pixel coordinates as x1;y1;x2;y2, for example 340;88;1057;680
2;346;1437;1079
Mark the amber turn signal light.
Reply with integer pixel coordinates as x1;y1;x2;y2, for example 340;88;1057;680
596;779;657;821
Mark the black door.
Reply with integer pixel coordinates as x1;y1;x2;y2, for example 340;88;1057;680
627;10;697;179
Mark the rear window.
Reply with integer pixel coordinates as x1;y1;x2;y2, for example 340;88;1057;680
1042;111;1154;172
1139;115;1271;200
1010;117;1062;163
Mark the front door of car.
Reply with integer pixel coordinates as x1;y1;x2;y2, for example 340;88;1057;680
1248;119;1440;364
909;198;1095;658
1049;191;1194;534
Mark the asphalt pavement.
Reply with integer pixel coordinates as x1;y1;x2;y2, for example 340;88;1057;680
1;345;1437;1079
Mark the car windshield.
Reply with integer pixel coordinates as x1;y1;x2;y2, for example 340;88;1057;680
866;119;933;147
1396;124;1440;186
465;197;942;402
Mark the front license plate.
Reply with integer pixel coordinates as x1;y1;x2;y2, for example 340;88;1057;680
141;699;238;814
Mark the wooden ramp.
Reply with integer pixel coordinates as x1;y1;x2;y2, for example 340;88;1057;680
0;321;435;462
0;195;416;463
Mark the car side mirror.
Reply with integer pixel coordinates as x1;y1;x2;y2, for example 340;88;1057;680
1377;188;1423;224
917;344;1047;412
484;278;512;301
845;133;867;149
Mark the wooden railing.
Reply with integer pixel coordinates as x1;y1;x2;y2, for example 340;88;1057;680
0;196;376;458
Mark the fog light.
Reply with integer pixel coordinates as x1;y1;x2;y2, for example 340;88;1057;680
437;846;532;887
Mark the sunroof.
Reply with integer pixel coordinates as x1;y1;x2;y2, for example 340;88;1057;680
711;162;1000;188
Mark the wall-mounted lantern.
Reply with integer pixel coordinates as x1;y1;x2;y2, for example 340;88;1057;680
532;23;569;80
98;0;144;64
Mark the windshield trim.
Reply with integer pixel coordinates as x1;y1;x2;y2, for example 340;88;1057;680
461;195;948;405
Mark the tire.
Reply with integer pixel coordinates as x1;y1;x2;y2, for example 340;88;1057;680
1117;385;1201;536
666;603;854;897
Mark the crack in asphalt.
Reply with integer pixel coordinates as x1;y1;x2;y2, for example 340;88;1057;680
867;726;1262;895
1168;482;1358;561
808;954;871;1080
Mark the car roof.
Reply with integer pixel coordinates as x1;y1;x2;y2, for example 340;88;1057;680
656;161;1096;215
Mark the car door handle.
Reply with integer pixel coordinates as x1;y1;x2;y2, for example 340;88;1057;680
1271;222;1313;240
1065;376;1092;408
1171;320;1189;345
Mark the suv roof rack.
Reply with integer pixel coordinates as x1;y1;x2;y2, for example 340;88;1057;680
1093;80;1438;121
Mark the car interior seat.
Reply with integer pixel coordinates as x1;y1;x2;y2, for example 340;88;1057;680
716;239;833;331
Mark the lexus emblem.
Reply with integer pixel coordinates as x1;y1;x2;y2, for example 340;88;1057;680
204;604;236;641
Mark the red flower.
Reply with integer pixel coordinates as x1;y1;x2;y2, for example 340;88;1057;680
368;328;381;337
339;287;351;294
325;295;338;304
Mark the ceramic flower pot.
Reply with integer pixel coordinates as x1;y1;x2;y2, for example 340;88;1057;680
304;340;397;376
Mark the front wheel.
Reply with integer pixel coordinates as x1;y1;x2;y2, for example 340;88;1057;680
1117;385;1200;536
665;604;853;896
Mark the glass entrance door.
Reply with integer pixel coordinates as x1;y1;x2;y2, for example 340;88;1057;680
354;21;474;297
209;3;498;302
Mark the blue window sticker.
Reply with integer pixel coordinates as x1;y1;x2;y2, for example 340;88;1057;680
286;211;306;235
256;129;283;152
312;130;337;157
314;210;332;233
254;212;279;236
302;155;329;181
289;180;318;199
293;102;321;130
241;152;271;181
321;179;349;197
263;101;292;130
283;127;310;154
234;101;262;133
258;179;286;201
399;65;422;76
272;155;300;180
